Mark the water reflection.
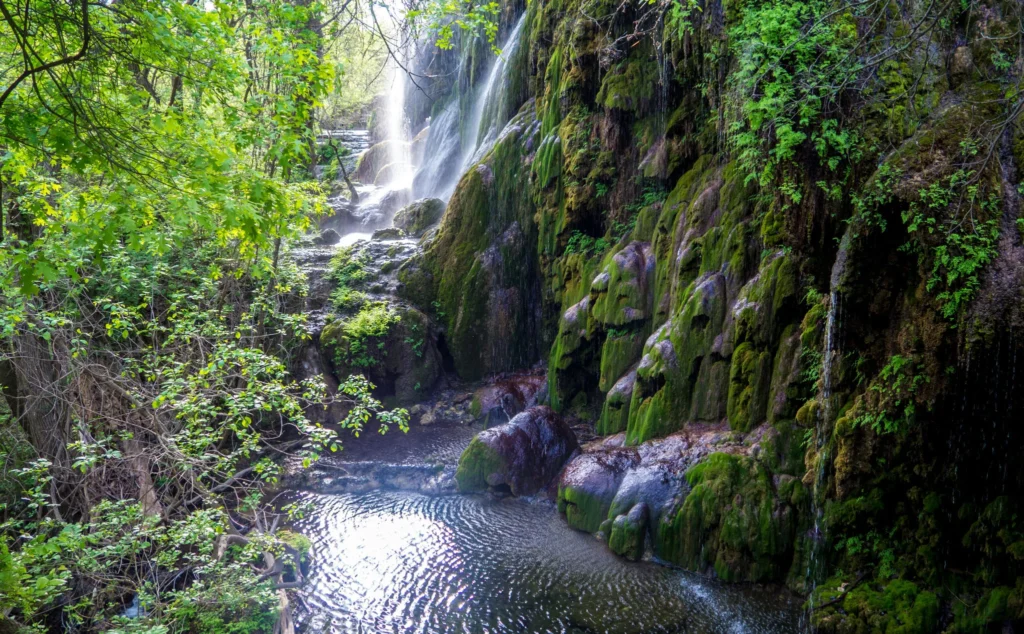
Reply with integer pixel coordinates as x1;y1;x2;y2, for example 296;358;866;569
296;491;803;634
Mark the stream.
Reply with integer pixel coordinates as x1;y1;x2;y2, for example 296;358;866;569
294;490;804;634
287;422;804;633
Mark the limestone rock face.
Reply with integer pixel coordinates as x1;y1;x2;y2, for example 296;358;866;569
455;406;578;496
556;424;808;584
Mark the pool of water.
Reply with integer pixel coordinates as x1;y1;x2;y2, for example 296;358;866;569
295;490;805;634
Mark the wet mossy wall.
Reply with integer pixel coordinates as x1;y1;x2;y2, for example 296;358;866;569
413;0;1024;622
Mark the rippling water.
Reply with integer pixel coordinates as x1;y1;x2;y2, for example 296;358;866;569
296;491;804;634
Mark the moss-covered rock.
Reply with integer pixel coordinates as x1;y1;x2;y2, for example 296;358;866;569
423;109;541;380
557;449;637;533
321;302;442;403
655;452;808;585
455;406;578;495
597;367;636;435
393;198;445;237
608;502;648;561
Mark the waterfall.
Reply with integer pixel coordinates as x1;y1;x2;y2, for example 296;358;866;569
413;13;528;200
459;14;528;171
382;59;414;190
806;231;850;606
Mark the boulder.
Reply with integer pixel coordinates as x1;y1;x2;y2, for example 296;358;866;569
379;187;412;217
314;228;341;246
372;227;405;240
455;406;578;496
393;198;445;237
470;373;546;427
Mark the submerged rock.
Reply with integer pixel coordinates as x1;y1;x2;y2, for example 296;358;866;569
455;406;578;496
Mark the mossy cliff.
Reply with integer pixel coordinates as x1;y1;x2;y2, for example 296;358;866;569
422;0;1024;626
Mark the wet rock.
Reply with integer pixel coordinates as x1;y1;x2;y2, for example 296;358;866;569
558;449;637;533
372;227;405;240
379;187;412;217
608;502;647;561
393;198;445;237
470;372;546;427
423;113;542;380
557;422;808;583
314;228;341;246
455;406;579;496
353;140;409;183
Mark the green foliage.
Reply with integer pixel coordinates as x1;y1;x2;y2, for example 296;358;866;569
0;0;332;301
327;301;401;369
329;246;372;312
407;0;501;52
2;501;281;633
853;355;928;435
901;166;1001;320
564;231;611;256
722;0;862;188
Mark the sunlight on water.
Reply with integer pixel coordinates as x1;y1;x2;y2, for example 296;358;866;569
296;491;803;634
337;232;373;248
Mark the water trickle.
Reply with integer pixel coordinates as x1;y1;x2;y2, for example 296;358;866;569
806;230;850;605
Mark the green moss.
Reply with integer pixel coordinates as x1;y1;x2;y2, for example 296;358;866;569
811;578;940;634
731;253;799;347
455;437;505;492
598;331;645;393
590;247;653;328
726;342;773;432
760;420;807;477
608;511;645;561
558;482;613;533
393;198;445;237
597;363;635;435
655;453;807;585
424;109;539;380
950;581;1024;633
627;275;728;444
596;49;659;111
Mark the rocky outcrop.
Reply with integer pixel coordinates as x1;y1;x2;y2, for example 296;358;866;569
420;108;542;381
455;406;578;496
337;0;1024;624
556;423;808;581
470;372;546;427
393;198;445;237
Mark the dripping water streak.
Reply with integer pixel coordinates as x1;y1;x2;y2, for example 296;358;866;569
806;234;849;615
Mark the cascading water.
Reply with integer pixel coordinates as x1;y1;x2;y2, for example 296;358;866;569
382;57;415;190
413;13;528;200
459;14;527;171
